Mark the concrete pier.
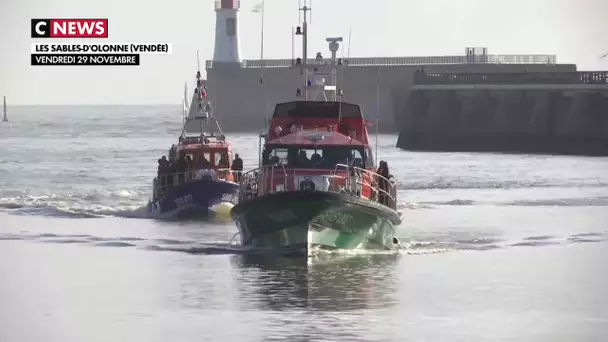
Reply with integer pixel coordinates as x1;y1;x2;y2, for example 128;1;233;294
204;53;575;133
396;71;608;156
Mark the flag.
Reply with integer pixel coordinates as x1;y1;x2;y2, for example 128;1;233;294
200;83;207;98
252;1;263;13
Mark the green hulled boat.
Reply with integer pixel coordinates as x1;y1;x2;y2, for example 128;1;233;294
232;189;401;255
230;7;402;256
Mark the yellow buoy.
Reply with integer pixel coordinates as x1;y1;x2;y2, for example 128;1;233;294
210;202;234;221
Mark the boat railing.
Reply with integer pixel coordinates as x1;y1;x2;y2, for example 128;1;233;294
236;164;398;210
152;168;239;199
237;164;288;199
331;164;398;210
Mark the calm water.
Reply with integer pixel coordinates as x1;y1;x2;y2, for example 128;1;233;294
1;106;608;342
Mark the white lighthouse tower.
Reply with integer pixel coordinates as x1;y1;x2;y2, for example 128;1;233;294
213;0;241;63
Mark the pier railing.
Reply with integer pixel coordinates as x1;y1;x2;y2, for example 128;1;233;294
206;54;557;69
413;71;608;85
237;164;397;210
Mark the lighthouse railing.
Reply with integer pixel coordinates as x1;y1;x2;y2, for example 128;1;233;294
214;0;240;10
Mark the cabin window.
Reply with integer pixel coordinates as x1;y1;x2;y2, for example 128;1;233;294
272;101;363;119
215;152;229;169
179;153;195;161
262;148;288;166
262;145;364;169
196;152;212;169
184;154;195;168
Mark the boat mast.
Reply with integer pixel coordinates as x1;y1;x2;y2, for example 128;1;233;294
194;50;219;138
299;0;310;100
183;82;188;127
375;68;380;166
295;1;345;105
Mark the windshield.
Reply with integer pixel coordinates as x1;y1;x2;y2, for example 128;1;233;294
272;101;363;119
262;145;366;169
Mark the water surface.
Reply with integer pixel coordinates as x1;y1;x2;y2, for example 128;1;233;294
1;105;607;341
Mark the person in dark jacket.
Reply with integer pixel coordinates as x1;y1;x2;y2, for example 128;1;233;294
157;156;168;181
231;154;244;181
167;157;177;187
376;160;391;207
176;155;188;184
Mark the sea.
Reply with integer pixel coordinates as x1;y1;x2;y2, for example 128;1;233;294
1;105;607;342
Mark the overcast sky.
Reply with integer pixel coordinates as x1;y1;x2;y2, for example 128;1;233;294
0;0;606;105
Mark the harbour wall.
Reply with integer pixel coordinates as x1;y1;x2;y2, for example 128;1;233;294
396;71;608;156
204;56;576;133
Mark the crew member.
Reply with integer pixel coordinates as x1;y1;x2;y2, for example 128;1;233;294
185;155;194;180
377;160;391;207
348;166;362;196
177;154;188;184
167;156;177;187
200;154;212;169
231;154;243;181
157;156;169;187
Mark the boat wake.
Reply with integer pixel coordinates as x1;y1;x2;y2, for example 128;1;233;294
2;191;608;220
1;230;605;257
404;195;608;208
399;179;608;190
0;191;150;219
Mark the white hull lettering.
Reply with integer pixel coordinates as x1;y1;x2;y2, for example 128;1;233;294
174;194;193;207
221;193;237;204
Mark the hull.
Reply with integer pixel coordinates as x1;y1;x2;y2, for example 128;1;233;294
230;191;402;256
148;179;239;219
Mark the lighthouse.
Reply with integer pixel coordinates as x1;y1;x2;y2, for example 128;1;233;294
213;0;241;63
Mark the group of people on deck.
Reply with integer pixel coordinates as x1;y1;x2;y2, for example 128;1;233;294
155;152;244;192
154;150;393;207
344;159;393;207
156;154;193;187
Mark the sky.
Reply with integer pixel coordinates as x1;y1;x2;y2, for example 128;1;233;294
0;0;607;105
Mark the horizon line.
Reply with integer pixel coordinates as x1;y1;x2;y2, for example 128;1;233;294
3;103;183;107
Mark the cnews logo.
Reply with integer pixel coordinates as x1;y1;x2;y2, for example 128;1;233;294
31;19;108;38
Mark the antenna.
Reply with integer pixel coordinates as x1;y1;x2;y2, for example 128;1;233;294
347;28;352;61
297;0;311;99
257;0;268;134
375;67;380;166
196;49;200;72
183;82;188;126
256;0;265;72
291;26;295;67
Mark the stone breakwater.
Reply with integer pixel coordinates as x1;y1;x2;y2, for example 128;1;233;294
397;89;608;156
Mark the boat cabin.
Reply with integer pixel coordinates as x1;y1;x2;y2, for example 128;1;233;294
262;100;376;170
238;32;398;209
262;130;374;170
252;131;385;204
250;102;382;201
176;138;233;170
266;101;373;148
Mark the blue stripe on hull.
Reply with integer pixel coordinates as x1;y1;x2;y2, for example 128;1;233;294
148;179;239;219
